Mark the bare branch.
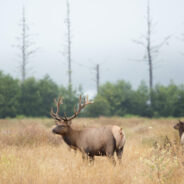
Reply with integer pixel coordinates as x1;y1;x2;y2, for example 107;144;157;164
151;36;170;51
132;39;146;47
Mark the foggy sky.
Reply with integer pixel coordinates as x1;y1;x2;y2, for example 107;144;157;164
0;0;184;95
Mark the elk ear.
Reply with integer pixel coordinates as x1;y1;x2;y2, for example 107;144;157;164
180;121;184;129
174;123;179;130
178;120;184;128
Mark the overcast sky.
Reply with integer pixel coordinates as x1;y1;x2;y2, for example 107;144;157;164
0;0;184;95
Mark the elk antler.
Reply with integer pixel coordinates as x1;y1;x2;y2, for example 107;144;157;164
50;97;67;123
50;95;93;124
66;95;93;121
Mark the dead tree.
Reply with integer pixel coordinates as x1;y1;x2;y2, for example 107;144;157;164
16;7;37;82
96;64;100;94
71;61;100;95
133;0;169;104
65;0;72;90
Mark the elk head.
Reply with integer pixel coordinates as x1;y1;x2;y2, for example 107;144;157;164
50;95;93;135
174;120;184;137
174;120;184;130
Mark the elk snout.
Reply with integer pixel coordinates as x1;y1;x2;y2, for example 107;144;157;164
52;127;59;134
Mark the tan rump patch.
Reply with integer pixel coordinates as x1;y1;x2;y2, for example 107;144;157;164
112;126;125;149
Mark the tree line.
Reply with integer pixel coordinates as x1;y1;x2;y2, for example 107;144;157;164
0;71;184;118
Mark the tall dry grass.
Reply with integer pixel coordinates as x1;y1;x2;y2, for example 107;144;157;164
0;117;184;184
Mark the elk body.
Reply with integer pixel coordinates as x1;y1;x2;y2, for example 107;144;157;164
174;120;184;148
51;96;126;165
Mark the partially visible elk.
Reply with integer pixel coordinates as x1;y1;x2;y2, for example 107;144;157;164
174;120;184;149
51;95;126;165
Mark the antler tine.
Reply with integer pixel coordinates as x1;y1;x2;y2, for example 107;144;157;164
78;95;82;108
50;107;61;121
86;95;91;104
73;106;77;115
83;96;86;106
55;97;63;115
50;96;68;122
67;95;93;121
81;95;93;107
50;108;59;125
64;112;67;119
50;107;56;119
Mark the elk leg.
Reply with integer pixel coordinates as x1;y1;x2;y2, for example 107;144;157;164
106;151;116;165
116;146;124;164
82;153;87;161
106;145;116;165
81;149;88;162
108;155;116;166
116;153;122;164
89;156;94;164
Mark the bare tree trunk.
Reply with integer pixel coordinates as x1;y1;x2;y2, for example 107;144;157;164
96;64;100;94
22;7;26;82
66;0;72;90
146;1;153;91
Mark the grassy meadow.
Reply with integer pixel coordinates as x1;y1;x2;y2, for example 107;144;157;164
0;117;184;184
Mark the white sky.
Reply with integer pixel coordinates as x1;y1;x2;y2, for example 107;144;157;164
0;0;184;95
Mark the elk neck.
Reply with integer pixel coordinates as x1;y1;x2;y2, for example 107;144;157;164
179;128;184;138
62;127;81;147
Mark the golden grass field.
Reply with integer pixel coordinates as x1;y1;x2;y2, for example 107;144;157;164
0;117;184;184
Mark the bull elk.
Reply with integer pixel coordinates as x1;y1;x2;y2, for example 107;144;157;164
50;95;126;165
174;120;184;149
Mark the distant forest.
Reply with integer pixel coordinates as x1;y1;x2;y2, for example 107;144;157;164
0;71;184;118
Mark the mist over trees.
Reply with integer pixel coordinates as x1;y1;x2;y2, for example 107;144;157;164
0;71;184;118
0;1;184;119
